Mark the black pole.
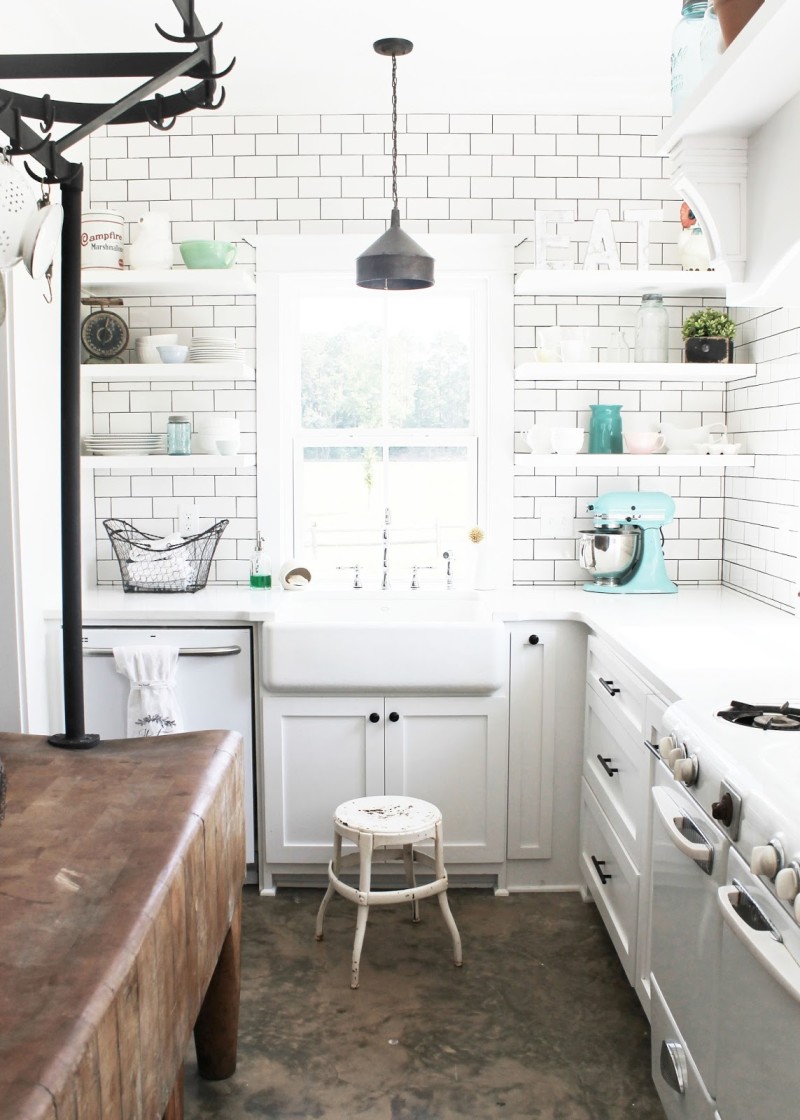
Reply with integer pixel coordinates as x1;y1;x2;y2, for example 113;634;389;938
48;169;99;750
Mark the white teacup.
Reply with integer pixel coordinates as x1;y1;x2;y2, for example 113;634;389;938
550;427;585;454
524;426;552;454
624;431;665;455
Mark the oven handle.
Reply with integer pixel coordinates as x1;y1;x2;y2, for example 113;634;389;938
718;885;800;1006
652;786;714;867
83;646;241;658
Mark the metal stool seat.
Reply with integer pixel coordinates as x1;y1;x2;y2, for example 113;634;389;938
315;795;463;989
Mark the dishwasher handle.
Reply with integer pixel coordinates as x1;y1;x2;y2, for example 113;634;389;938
83;645;242;658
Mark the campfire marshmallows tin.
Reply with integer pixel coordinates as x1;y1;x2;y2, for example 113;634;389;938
81;210;124;270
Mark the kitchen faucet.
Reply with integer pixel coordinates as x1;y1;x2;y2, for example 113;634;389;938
382;507;391;590
443;550;455;589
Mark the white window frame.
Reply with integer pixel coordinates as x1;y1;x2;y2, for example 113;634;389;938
255;234;514;588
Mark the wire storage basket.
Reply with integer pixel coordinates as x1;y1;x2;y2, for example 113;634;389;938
103;519;229;593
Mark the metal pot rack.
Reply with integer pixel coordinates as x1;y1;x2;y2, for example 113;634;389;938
0;0;234;748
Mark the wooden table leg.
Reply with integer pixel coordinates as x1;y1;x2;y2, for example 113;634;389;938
162;1064;184;1120
193;895;242;1081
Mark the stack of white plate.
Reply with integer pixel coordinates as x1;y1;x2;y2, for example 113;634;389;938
188;335;243;363
84;433;167;456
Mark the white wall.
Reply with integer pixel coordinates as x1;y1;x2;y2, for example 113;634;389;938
85;111;796;608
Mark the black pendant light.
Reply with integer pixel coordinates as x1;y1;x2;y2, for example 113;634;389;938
356;38;434;290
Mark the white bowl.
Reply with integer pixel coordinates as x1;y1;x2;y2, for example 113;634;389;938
157;344;189;364
197;417;240;453
215;438;240;456
135;333;178;363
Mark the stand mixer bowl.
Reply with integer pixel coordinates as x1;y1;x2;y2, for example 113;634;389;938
578;526;641;584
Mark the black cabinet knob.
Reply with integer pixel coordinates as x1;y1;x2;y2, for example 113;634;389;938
528;634;540;645
388;711;400;722
369;712;380;724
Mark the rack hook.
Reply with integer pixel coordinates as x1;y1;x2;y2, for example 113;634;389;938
201;56;236;82
155;0;223;45
144;93;177;132
39;94;55;134
10;108;50;157
181;82;226;111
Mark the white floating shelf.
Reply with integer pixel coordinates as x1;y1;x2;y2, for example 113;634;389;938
658;0;799;151
80;268;256;296
514;269;727;298
81;454;255;470
518;454;754;470
516;361;755;383
81;362;255;382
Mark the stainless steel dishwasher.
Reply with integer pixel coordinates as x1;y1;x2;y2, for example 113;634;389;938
80;625;257;869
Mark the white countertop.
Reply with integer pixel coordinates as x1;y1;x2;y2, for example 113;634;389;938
69;584;800;713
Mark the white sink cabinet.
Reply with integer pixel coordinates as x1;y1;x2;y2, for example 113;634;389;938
260;690;509;893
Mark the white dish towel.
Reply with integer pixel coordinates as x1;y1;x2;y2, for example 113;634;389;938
113;645;183;738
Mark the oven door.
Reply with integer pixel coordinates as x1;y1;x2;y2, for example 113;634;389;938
715;849;800;1120
650;770;727;1113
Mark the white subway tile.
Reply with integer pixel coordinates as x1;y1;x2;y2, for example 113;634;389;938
256;134;299;155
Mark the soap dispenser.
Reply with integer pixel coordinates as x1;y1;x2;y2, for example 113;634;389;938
250;533;272;589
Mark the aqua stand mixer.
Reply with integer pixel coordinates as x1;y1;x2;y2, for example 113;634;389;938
578;490;677;594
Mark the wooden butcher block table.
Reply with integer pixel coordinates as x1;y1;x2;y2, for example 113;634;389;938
0;728;245;1120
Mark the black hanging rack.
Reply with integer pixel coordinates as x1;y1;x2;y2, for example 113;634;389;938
0;0;234;748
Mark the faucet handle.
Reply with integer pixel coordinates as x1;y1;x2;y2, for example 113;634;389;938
410;564;434;590
337;564;363;589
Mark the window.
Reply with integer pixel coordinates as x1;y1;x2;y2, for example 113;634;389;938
256;236;513;589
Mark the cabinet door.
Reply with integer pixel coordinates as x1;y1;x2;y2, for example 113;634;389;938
506;622;557;860
383;695;509;863
261;695;384;864
584;685;649;861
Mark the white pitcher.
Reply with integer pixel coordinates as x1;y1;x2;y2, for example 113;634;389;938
127;212;173;270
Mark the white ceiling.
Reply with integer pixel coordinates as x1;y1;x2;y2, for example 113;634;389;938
12;1;676;119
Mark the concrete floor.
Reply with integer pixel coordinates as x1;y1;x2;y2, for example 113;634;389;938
184;886;666;1120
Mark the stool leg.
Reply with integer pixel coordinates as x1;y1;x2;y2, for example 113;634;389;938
402;843;420;923
433;820;463;967
351;831;373;989
315;831;342;942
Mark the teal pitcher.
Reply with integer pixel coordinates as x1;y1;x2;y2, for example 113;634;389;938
589;404;623;454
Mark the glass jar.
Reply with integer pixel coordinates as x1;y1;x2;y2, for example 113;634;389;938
588;404;623;454
606;330;630;363
670;0;708;113
167;414;191;455
699;0;722;75
634;294;670;363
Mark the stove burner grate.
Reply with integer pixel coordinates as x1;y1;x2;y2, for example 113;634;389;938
717;700;800;730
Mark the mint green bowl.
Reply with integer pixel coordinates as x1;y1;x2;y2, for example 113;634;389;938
179;240;237;269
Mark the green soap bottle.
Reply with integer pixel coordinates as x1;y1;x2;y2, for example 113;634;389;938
250;533;272;589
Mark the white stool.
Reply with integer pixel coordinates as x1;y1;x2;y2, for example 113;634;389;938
314;795;463;989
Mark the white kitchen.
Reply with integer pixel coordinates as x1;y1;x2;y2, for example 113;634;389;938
1;2;799;1118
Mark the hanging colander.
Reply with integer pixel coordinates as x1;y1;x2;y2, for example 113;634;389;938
0;151;63;277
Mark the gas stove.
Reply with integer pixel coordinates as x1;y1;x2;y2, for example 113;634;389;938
717;700;800;731
659;699;800;896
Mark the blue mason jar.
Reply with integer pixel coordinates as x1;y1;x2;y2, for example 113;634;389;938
588;404;623;454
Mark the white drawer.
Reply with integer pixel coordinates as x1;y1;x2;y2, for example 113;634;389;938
587;634;650;741
579;778;639;985
650;975;717;1120
584;685;650;862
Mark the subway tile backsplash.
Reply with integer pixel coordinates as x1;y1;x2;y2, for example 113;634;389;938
88;113;798;610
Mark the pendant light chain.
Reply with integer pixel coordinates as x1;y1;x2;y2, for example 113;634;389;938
391;53;398;211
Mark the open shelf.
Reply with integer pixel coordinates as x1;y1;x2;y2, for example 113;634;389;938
658;0;800;152
81;362;255;382
518;454;754;470
515;361;755;383
513;270;727;298
81;454;256;470
80;268;256;297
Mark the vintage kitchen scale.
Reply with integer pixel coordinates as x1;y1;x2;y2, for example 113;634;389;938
80;296;129;362
578;490;677;594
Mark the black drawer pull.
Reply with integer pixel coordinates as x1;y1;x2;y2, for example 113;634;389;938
369;712;380;723
597;754;619;778
528;634;539;645
599;677;621;697
591;856;612;885
388;711;400;722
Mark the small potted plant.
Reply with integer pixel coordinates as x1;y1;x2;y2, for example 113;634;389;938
681;308;736;363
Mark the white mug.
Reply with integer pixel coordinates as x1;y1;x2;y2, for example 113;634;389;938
550;427;585;454
624;431;666;455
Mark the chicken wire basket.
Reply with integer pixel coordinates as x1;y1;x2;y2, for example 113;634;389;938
103;518;228;593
